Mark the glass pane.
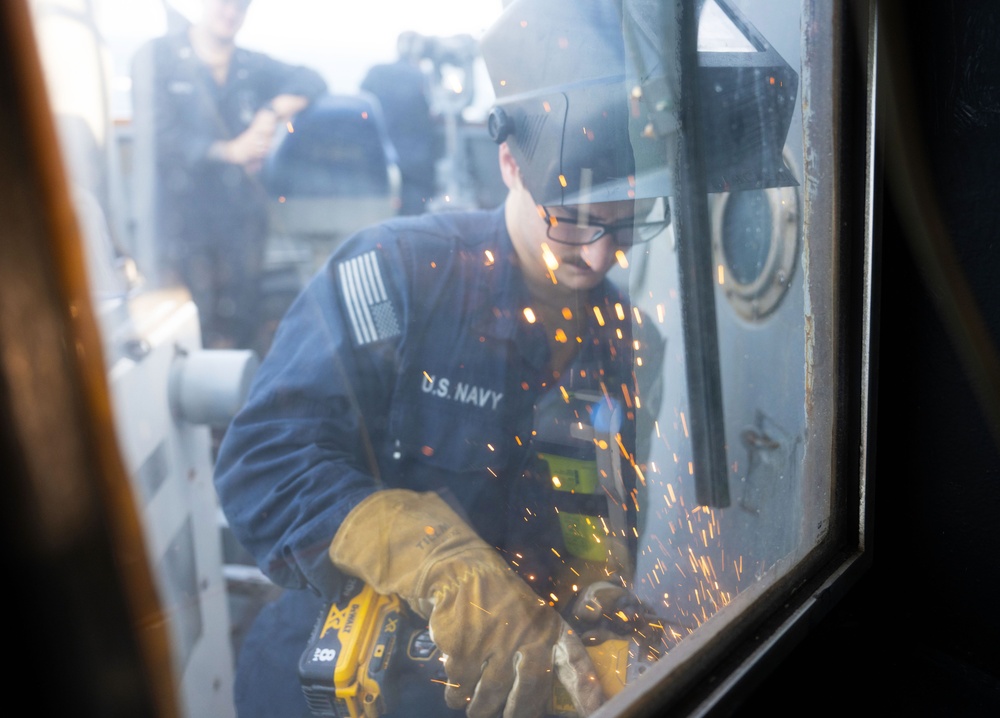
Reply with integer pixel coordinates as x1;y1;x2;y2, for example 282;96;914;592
29;0;833;715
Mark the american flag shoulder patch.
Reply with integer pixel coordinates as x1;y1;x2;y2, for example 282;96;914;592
338;250;402;346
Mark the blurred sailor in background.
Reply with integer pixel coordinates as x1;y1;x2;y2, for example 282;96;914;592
132;0;327;351
361;31;443;216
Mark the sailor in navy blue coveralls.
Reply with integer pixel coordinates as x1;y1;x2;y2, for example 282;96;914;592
131;2;326;349
215;181;661;715
214;2;670;706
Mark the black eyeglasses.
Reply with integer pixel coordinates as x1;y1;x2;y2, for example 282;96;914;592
540;206;670;247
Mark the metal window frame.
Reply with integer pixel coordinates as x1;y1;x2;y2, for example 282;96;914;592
598;0;880;714
0;0;879;715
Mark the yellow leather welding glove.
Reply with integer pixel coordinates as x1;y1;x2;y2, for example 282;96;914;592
328;489;604;718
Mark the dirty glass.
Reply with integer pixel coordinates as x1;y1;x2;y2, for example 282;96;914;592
28;0;831;716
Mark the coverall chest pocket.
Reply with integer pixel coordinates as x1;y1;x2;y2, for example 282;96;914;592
389;368;517;480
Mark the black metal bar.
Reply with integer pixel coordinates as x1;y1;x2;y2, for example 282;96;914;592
669;0;730;507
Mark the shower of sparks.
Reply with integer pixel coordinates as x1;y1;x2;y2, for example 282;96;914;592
629;405;758;647
616;250;629;268
421;268;766;674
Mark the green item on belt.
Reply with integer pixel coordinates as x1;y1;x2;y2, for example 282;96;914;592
539;452;608;562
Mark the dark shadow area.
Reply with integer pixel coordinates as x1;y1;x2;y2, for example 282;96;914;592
734;1;1000;714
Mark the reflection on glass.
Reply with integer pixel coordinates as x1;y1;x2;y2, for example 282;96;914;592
698;0;760;52
30;0;824;716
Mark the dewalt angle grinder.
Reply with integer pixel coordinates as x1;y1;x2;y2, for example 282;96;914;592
298;577;659;718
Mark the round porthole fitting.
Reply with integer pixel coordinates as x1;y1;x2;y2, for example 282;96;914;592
710;178;800;323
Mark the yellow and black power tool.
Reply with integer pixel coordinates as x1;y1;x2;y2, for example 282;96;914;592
298;577;658;718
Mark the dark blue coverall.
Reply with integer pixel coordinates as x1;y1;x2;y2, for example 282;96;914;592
214;207;654;716
131;31;327;349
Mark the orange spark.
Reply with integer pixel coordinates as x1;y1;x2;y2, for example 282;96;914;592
541;243;560;271
430;679;460;688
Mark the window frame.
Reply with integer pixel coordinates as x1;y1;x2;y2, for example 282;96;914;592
597;0;879;714
1;0;880;715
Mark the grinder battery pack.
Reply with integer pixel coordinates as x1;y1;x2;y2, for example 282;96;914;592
298;578;449;718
